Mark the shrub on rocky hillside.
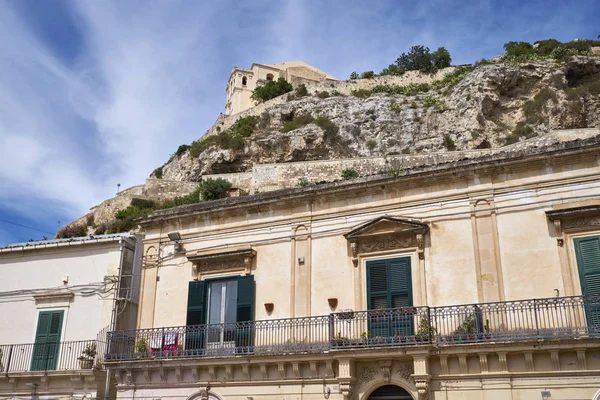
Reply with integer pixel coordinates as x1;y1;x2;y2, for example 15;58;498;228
199;178;232;201
251;78;293;102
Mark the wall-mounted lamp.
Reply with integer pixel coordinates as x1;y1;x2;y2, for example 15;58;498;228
168;232;185;253
328;298;338;309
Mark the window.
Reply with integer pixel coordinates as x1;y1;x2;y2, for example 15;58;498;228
366;257;413;337
574;235;600;327
242;76;247;86
31;310;64;371
186;275;255;354
266;73;274;81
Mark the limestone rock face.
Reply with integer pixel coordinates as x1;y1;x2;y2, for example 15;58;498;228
159;57;600;180
64;57;600;234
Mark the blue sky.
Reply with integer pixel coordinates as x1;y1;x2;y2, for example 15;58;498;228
0;0;599;246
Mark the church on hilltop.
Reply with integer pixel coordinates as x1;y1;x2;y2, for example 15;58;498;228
225;61;337;115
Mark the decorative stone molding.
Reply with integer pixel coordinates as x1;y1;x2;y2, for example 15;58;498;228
175;367;183;382
551;351;560;371
439;355;449;375
358;366;378;383
260;363;268;379
192;367;200;381
326;360;334;377
458;355;468;375
242;364;250;380
378;360;392;382
142;369;150;383
33;289;74;308
310;361;318;376
278;363;286;379
225;365;233;381
415;380;429;400
292;362;301;378
524;352;534;372
497;352;507;372
546;204;600;238
395;364;415;385
340;381;353;400
189;248;256;278
208;366;216;381
344;216;428;267
159;368;166;383
577;350;587;370
479;354;488;374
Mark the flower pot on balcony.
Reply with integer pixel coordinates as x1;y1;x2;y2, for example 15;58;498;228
79;358;94;369
338;310;354;320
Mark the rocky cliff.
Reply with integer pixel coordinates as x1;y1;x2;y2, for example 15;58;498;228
158;56;600;181
66;56;600;234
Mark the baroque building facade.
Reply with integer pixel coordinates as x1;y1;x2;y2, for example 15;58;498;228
105;132;600;400
225;61;337;115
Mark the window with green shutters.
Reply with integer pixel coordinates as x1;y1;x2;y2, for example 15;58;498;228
185;275;255;354
31;310;64;371
366;257;413;337
574;235;600;328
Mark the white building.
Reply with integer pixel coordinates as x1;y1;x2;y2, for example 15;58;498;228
0;233;143;400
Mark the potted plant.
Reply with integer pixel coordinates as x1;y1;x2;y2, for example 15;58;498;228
135;337;150;358
371;305;387;317
78;343;96;369
330;333;349;347
415;315;436;343
337;309;354;320
453;314;477;342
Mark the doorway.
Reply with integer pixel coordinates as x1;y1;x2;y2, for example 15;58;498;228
206;280;237;354
368;385;413;400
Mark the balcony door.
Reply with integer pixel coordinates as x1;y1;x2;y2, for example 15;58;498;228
31;310;63;371
206;280;237;354
186;275;255;355
366;257;413;338
574;235;600;330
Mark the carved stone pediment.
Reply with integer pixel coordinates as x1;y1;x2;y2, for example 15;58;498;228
546;203;600;245
188;247;255;278
344;216;428;266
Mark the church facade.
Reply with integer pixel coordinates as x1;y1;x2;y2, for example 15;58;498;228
225;61;337;115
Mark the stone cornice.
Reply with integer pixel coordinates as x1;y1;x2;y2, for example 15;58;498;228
138;135;600;226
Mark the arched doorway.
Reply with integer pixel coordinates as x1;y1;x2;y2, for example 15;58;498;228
368;385;413;400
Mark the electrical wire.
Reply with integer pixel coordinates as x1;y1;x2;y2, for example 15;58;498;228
0;219;55;235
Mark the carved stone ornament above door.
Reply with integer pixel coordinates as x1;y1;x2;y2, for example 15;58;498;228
344;216;429;266
187;246;256;278
546;202;600;246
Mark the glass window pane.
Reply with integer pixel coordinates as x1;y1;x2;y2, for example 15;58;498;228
225;281;237;324
208;282;224;325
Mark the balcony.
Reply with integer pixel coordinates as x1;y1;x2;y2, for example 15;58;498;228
105;295;600;362
0;340;104;373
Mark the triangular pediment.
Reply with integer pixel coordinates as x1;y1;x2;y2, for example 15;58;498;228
344;216;428;240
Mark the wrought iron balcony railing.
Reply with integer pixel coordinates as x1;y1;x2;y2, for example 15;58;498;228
0;340;104;373
105;295;600;362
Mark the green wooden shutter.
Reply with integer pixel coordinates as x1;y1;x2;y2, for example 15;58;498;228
366;258;413;338
236;275;255;352
574;236;600;328
31;311;63;371
367;260;388;310
185;281;206;353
